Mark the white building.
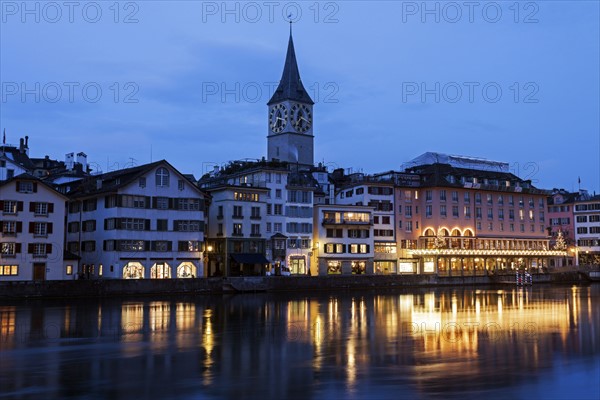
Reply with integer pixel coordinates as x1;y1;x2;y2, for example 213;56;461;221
312;204;374;275
65;160;207;279
574;195;600;266
1;174;72;281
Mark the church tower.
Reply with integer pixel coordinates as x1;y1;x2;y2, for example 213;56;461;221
267;27;314;168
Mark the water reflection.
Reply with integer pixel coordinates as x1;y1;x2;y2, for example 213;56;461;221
0;285;598;399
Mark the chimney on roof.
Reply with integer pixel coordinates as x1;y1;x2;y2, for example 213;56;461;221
66;153;75;170
76;152;87;172
19;138;24;153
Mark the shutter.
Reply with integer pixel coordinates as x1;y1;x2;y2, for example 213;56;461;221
145;241;150;251
151;241;156;251
28;244;34;253
103;241;107;251
167;241;173;251
17;201;23;212
342;244;347;253
117;195;123;207
16;221;22;233
104;219;108;230
15;181;19;191
47;223;53;234
152;197;157;209
48;203;54;213
15;243;21;253
145;196;151;209
0;201;3;210
30;202;36;212
105;196;110;208
33;183;38;193
366;245;370;253
145;220;151;231
115;219;122;230
168;198;174;210
29;222;35;233
46;244;52;254
92;221;96;231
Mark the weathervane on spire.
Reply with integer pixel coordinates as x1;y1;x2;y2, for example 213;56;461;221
288;13;294;35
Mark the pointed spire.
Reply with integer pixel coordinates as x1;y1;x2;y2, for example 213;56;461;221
268;27;314;106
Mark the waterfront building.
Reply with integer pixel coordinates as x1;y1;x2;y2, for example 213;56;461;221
394;152;566;275
199;161;319;276
0;174;73;280
312;204;374;275
333;173;397;274
202;176;269;277
573;194;600;266
64;160;207;279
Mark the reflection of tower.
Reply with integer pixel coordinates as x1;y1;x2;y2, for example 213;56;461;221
267;27;314;168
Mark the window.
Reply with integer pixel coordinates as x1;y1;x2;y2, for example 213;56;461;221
82;199;97;212
152;241;171;252
119;240;146;251
33;222;48;236
464;206;471;218
251;206;261;219
577;227;588;234
156;197;168;210
498;195;504;205
426;190;432;201
266;204;272;215
266;222;272;233
178;179;185;191
327;229;343;238
274;204;283;215
464;192;470;204
1;243;18;256
233;223;243;236
217;223;223;235
475;193;481;204
498;209;504;220
487;194;493;205
349;244;369;254
122;218;148;231
251;224;260;236
476;207;482;219
179;241;201;252
83;220;96;232
426;205;432;218
405;205;412;218
139;177;146;188
174;220;202;232
382;216;390;224
33;202;49;216
233;205;243;218
234;192;259;202
375;243;396;253
509;210;515;221
324;243;345;254
2;221;22;236
487;209;493;219
17;181;35;193
440;190;446;201
276;189;282;199
452;191;458;202
509;195;514;206
0;265;18;276
178;198;201;211
156;167;170;187
577;216;588;223
3;200;20;214
440;205;447;217
274;223;282;232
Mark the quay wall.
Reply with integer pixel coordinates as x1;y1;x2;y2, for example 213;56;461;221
0;272;587;299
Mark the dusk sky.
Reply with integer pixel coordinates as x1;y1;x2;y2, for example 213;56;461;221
1;1;599;193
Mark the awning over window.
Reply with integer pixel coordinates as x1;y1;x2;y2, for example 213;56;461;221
231;253;270;264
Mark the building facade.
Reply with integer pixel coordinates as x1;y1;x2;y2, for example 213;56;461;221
65;161;207;279
0;174;70;280
574;195;600;266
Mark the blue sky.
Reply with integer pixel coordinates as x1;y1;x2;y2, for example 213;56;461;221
1;1;599;193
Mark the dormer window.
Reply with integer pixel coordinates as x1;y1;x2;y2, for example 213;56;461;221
156;168;170;187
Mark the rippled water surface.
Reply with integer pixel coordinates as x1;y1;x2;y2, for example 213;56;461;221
1;285;599;399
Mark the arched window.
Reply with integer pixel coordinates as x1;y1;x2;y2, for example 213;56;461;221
463;229;474;237
123;262;145;279
177;262;197;278
156;167;170;187
423;228;435;237
439;228;450;237
451;229;461;237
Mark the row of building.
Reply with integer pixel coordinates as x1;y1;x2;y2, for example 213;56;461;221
1;31;598;281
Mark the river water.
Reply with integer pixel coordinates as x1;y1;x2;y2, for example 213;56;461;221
1;285;599;399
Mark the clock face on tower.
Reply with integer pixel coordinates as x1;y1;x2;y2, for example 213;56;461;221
269;104;288;133
291;104;312;133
